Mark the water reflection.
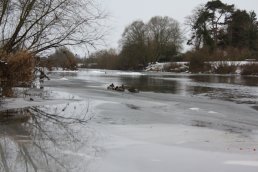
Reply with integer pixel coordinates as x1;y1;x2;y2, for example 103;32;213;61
0;101;94;172
189;75;258;87
119;74;258;105
120;76;179;94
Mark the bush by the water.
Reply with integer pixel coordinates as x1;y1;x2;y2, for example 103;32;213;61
0;51;35;97
241;63;258;75
213;62;238;74
187;50;211;73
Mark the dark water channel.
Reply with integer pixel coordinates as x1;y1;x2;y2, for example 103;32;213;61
56;69;258;107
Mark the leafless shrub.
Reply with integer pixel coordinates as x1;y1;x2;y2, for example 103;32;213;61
0;0;107;54
212;62;238;74
241;63;258;75
187;50;212;73
164;63;189;72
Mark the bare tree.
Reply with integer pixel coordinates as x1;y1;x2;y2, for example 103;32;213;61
0;0;106;97
121;20;147;47
120;16;183;68
48;47;78;70
147;16;183;62
86;48;119;69
120;20;149;68
0;0;106;54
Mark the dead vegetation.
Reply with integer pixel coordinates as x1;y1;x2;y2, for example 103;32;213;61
0;0;106;97
241;63;258;75
165;63;189;72
0;51;35;97
212;62;239;74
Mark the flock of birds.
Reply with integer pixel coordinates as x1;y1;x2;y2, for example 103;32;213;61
107;83;139;93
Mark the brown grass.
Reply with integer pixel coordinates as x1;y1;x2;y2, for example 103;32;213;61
0;50;35;97
241;63;258;75
213;62;238;74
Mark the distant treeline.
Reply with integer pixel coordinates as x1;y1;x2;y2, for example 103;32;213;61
84;16;183;70
83;0;258;70
40;47;78;71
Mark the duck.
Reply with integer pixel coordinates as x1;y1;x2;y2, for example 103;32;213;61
115;84;125;92
107;83;115;90
127;87;139;93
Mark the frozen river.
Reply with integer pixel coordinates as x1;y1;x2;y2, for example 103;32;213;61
0;69;258;172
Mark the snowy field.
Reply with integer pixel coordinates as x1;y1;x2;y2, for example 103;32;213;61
1;69;258;172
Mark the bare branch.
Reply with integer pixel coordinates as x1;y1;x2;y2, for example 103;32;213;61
0;0;107;54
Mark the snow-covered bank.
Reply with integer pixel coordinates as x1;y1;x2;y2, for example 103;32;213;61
145;62;172;71
145;61;258;74
79;70;145;76
0;89;81;111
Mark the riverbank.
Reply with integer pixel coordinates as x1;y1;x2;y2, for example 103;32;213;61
145;61;258;75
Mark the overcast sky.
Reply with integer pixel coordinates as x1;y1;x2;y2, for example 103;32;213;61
100;0;258;52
